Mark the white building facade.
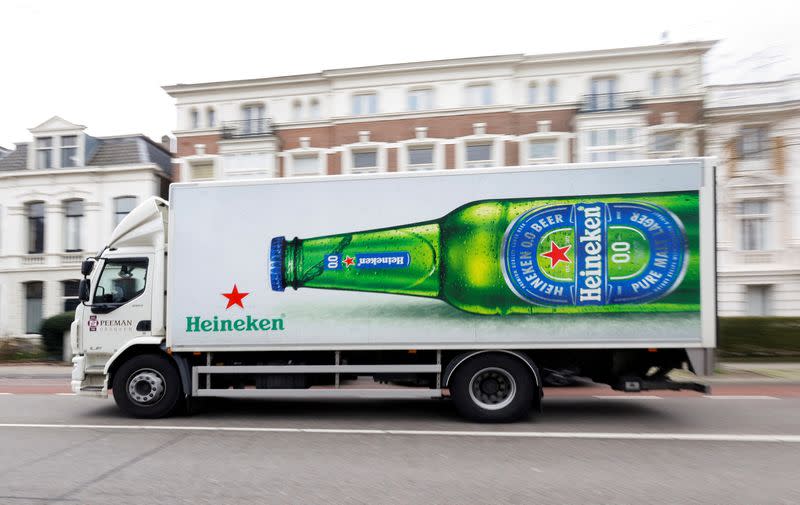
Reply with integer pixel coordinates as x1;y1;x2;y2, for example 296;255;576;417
707;78;800;316
0;117;172;338
164;41;712;182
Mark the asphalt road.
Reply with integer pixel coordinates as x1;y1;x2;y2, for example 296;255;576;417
1;391;799;505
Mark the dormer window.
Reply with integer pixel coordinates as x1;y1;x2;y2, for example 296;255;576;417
61;136;78;167
36;137;53;169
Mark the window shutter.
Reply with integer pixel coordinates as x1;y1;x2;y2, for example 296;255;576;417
774;136;785;175
726;138;737;174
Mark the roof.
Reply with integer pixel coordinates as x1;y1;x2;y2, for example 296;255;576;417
0;135;172;175
164;40;718;95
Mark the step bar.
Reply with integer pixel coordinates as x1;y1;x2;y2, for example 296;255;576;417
191;363;443;399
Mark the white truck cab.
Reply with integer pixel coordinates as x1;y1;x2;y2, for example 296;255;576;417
71;197;168;398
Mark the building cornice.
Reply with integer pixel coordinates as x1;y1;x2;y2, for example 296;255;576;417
0;164;166;180
163;41;718;96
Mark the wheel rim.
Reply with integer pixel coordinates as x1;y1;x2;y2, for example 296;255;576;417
127;368;166;406
468;367;517;411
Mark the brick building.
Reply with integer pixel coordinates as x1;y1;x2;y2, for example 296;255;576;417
163;41;713;181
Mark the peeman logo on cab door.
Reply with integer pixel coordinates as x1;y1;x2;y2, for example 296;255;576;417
87;315;133;332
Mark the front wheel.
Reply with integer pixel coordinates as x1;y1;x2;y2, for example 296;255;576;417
112;354;182;419
450;354;536;422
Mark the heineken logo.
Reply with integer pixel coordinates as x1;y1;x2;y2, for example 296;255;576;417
184;283;285;333
325;252;410;270
502;201;688;306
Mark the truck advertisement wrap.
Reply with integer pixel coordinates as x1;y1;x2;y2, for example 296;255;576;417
168;161;712;350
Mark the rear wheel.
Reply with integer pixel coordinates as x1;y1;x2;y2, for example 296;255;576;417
112;354;182;419
450;354;536;422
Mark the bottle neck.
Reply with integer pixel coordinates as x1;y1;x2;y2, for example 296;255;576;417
280;223;441;298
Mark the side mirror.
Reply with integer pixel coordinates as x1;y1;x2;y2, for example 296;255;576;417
80;259;95;276
79;279;91;303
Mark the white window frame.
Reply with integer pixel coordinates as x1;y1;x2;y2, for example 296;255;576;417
342;141;387;174
398;139;444;172
739;125;770;160
407;88;434;111
60;135;78;168
651;72;662;96
36;137;53;169
63;199;84;252
527;82;539;104
455;133;505;169
517;132;570;166
241;103;268;134
465;83;493;106
351;92;378;116
292;100;303;121
190;109;200;129
309;98;321;119
547;80;558;103
737;200;771;251
646;123;697;159
207;107;216;128
283;147;328;177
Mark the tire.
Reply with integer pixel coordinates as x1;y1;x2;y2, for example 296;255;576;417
112;354;182;419
450;353;536;422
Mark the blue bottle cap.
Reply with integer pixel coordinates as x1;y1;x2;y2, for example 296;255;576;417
269;236;286;292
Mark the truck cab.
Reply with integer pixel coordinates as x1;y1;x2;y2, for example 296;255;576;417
70;197;168;397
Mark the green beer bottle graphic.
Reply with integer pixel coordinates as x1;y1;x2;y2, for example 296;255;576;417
269;193;699;315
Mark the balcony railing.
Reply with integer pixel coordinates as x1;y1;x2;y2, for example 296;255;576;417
579;92;642;113
221;118;274;139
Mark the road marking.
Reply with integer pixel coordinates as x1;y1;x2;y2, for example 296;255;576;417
0;393;13;395
0;423;798;443
55;393;76;396
592;395;662;400
703;395;779;400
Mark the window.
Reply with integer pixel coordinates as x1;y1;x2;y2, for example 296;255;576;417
64;199;83;252
36;137;53;169
527;83;538;104
61;135;77;167
292;154;321;176
407;89;433;111
207;108;216;128
93;258;148;306
650;131;682;158
292;100;303;121
672;71;682;94
739;201;769;251
466;142;493;168
547;80;558;103
352;150;378;172
746;285;771;316
407;146;435;170
651;73;662;96
26;202;45;254
352;93;377;115
585;127;639;162
309;99;320;119
190;109;199;129
739;126;769;160
25;282;43;334
466;84;493;106
62;280;80;312
113;196;137;228
242;104;267;134
190;162;215;181
589;77;617;110
528;140;557;164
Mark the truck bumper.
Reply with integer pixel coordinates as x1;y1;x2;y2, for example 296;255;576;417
71;355;108;397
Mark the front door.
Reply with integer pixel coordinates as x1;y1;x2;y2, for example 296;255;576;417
81;255;154;363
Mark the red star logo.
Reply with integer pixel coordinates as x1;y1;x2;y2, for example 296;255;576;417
222;284;249;309
540;241;572;268
343;256;355;267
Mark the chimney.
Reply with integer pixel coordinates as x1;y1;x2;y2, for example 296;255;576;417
473;123;487;135
358;131;371;143
161;135;172;153
415;127;428;140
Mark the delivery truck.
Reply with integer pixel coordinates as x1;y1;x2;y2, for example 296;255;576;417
69;158;716;421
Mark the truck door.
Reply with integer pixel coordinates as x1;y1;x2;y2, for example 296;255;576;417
82;255;154;362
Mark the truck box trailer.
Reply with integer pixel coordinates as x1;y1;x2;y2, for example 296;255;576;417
70;158;716;421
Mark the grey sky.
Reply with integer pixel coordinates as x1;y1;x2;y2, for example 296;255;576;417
0;0;796;147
